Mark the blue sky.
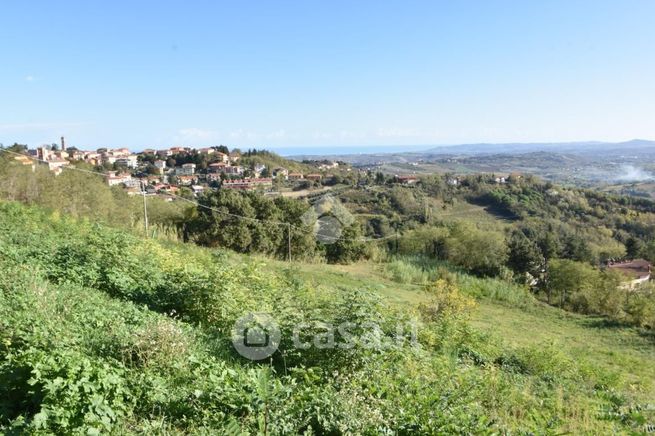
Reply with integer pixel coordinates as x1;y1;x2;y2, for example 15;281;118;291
2;1;655;152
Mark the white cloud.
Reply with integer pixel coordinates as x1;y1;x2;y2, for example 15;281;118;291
24;75;35;82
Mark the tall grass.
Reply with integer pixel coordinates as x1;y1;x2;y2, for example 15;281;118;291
383;255;534;306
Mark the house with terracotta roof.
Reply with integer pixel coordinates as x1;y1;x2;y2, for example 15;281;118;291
209;152;228;163
222;178;272;191
13;155;34;167
176;175;197;185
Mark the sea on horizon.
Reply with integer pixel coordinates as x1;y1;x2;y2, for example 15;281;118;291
270;144;431;157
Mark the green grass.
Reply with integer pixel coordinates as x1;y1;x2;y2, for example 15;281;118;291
255;254;655;402
472;302;655;399
2;200;655;433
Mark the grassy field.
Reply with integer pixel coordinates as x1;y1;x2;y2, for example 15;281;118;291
2;201;654;432
255;255;655;402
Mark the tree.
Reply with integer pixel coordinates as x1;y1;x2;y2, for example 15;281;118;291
547;259;597;309
325;223;367;264
188;189;258;252
506;229;543;280
443;224;508;276
625;237;645;259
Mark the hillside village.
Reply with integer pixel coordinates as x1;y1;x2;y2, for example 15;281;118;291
15;137;355;200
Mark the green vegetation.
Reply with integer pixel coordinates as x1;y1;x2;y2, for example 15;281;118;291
0;152;187;233
2;148;655;432
1;201;654;433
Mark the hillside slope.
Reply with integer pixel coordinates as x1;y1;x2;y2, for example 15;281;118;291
0;201;653;433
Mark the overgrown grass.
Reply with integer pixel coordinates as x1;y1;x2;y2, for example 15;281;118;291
382;255;534;307
1;201;654;433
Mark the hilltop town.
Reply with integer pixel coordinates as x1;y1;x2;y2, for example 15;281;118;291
12;137;353;200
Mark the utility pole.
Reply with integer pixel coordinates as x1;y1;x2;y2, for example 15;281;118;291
142;182;149;237
287;223;291;262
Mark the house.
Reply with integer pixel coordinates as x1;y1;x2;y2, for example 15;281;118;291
253;164;266;176
229;152;240;162
70;150;86;160
157;149;173;157
224;165;244;175
114;148;131;156
115;155;138;168
306;174;322;181
54;150;69;160
36;146;52;161
494;177;507;184
46;158;70;173
446;177;459;186
608;259;652;288
318;161;339;170
198;147;215;155
160;185;179;194
176;175;197;185
154;160;167;174
208;162;228;173
125;187;141;196
288;173;304;181
222;178;273;191
176;163;196;176
191;185;205;195
395;175;418;185
123;178;141;189
83;152;101;164
272;167;289;179
105;171;133;186
142;149;156;155
102;152;118;165
169;147;188;155
12;155;36;172
13;155;33;166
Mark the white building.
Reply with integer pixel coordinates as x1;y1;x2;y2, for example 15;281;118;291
254;163;266;176
176;163;196;176
105;171;133;186
116;155;138;168
46;158;69;172
154;159;167;174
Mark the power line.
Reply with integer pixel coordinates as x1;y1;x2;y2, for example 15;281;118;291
0;147;398;243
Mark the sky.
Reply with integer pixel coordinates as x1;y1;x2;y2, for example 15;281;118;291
1;1;655;152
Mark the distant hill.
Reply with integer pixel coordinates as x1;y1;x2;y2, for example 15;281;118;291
287;140;655;186
288;139;655;164
425;139;655;155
